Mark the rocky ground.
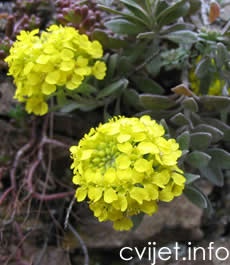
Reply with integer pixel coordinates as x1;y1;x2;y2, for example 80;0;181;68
0;0;229;264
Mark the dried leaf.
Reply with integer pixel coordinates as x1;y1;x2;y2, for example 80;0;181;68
209;1;220;24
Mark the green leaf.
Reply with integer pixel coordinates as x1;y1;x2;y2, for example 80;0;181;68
139;94;177;110
160;22;195;35
185;151;211;168
190;132;212;151
106;53;119;79
159;119;170;135
203;118;230;141
105;18;146;35
131;212;144;230
156;0;190;28
123;41;150;62
199;75;212;94
92;30;127;49
131;76;164;94
145;55;161;76
177;131;190;150
60;101;100;112
170;113;189;126
56;89;67;106
184;185;208;209
206;148;230;169
97;78;128;99
199;96;230;112
92;29;109;46
188;0;201;14
200;166;224;186
182;97;198;112
137;107;181;120
190;112;202;125
120;0;151;25
123;88;140;108
162;30;198;44
75;83;97;95
137;31;156;39
184;173;200;184
203;118;230;131
8;104;27;122
195;57;211;78
192;124;224;143
223;130;230;142
154;0;168;18
215;43;229;68
117;56;134;74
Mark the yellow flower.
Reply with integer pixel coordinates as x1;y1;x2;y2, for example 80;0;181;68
113;217;133;231
5;25;107;116
92;61;107;80
70;115;185;231
25;96;48;116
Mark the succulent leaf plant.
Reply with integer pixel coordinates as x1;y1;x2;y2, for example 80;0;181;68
139;90;230;210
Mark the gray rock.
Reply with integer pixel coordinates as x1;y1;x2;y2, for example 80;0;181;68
0;81;15;114
66;195;204;249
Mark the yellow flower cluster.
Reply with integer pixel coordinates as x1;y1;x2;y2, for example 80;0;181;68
5;25;106;115
189;56;229;95
189;70;228;95
70;115;185;231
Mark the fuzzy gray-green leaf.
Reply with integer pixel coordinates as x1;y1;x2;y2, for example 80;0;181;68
140;94;177;110
156;0;190;28
182;97;199;112
120;0;150;24
97;78;128;99
185;151;211;168
177;131;190;150
200;166;224;187
206;148;230;169
170;113;189;126
192;124;224;143
160;22;194;35
132;76;164;94
199;96;230;112
123;88;140;108
195;57;211;78
105;18;145;35
184;173;200;184
106;53;119;79
184;185;208;208
216;43;229;68
190;132;212;151
162;30;198;44
203;118;230;133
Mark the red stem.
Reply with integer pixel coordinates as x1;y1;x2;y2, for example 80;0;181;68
0;187;14;205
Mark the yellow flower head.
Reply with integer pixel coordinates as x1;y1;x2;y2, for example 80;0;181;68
5;25;107;116
70;115;185;231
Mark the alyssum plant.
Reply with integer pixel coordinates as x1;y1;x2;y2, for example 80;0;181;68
70;115;185;230
5;0;230;231
5;24;107;115
5;23;187;231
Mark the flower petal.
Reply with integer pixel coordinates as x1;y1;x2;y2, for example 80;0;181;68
76;187;87;201
104;188;118;203
116;155;131;169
